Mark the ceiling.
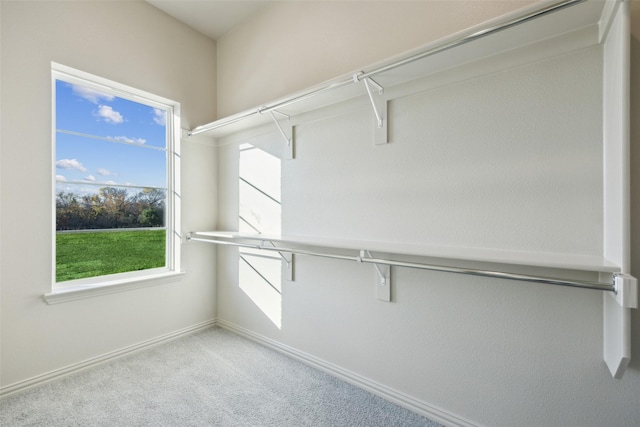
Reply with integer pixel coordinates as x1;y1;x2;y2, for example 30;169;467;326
146;0;271;40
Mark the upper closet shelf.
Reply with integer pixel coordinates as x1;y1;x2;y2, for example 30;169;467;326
189;0;614;139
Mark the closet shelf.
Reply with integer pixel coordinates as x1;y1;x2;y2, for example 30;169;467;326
188;0;636;378
189;231;619;275
189;0;609;139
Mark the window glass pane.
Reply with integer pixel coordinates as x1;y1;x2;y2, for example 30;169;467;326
56;132;167;189
55;80;167;149
54;69;175;285
56;228;166;283
55;182;166;230
55;182;167;282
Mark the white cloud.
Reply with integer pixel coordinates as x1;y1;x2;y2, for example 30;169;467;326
84;175;96;182
71;85;115;104
56;158;87;172
56;175;66;181
153;108;166;126
97;168;116;176
105;180;117;185
110;136;146;144
94;105;124;124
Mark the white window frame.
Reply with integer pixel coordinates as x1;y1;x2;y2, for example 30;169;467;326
46;63;182;304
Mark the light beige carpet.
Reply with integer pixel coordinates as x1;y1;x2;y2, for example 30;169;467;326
0;327;441;427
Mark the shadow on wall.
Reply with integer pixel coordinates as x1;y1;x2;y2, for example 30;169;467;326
237;143;283;328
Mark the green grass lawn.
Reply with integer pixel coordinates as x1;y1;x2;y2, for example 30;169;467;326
56;230;166;282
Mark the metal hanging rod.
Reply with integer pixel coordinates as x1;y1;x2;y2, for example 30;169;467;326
187;234;617;293
189;0;586;137
354;0;586;81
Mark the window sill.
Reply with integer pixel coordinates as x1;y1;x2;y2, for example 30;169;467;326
43;271;186;305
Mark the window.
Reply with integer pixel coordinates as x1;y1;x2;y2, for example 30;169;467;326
52;63;181;292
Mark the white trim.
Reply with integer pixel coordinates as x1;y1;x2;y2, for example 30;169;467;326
56;129;168;151
43;271;186;304
55;179;167;191
0;320;217;397
51;62;177;109
3;317;476;426
602;0;632;379
216;319;479;427
169;102;182;273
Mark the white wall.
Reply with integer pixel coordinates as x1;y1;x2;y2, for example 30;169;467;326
216;0;538;117
0;1;218;389
215;1;640;426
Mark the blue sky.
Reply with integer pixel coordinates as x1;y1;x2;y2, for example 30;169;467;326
55;80;167;195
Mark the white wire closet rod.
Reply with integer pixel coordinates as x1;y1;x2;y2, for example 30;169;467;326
186;234;618;293
189;0;586;137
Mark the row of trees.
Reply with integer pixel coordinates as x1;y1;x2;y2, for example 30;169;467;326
56;187;165;230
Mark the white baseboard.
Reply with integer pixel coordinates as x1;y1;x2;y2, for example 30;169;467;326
216;318;478;427
3;318;479;427
0;319;217;398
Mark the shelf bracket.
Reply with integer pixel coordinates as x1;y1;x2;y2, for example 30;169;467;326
603;274;637;378
262;239;294;281
360;250;391;302
281;252;294;281
612;274;638;308
260;108;294;159
354;72;388;145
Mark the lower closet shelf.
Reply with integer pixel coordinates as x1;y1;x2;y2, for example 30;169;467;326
188;230;637;379
187;231;626;293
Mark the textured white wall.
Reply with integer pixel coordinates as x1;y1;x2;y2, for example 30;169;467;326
283;47;603;255
0;1;218;388
216;0;538;117
216;1;640;426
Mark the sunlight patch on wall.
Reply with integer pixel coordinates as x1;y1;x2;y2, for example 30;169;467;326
238;142;283;328
239;252;282;327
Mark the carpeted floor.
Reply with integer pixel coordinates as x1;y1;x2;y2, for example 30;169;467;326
0;327;442;426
